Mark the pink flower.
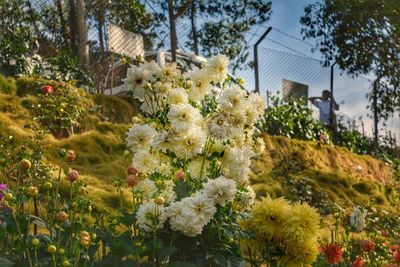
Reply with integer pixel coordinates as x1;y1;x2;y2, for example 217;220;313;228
68;170;79;183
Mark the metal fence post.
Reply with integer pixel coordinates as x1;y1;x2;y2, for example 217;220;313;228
254;27;272;96
330;62;337;138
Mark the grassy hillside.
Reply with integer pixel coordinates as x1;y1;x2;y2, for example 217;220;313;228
0;75;397;214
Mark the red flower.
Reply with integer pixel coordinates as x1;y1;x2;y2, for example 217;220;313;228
394;251;400;262
360;240;375;252
351;257;364;267
391;244;399;252
381;230;389;237
325;243;343;265
42;85;54;94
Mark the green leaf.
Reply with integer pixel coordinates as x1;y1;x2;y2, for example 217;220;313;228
0;257;12;267
157;246;177;262
29;215;47;228
168;262;198;267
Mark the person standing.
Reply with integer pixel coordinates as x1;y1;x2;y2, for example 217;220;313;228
309;90;339;128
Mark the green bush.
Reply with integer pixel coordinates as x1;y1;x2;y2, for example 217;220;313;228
260;96;325;141
0;75;16;94
16;77;58;96
335;118;374;155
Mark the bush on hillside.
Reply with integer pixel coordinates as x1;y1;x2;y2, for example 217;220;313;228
260;96;325;141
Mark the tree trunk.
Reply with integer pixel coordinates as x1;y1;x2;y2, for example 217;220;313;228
68;0;78;53
76;0;89;66
97;0;105;52
167;0;177;61
190;0;199;55
55;0;69;48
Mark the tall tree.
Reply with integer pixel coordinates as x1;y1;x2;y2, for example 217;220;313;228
76;0;89;66
300;0;400;142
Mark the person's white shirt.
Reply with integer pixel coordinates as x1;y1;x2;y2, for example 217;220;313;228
314;99;331;126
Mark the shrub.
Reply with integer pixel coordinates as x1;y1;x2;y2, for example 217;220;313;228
260;96;325;141
17;79;87;138
0;75;16;94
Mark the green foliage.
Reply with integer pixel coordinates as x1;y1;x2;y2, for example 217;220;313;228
260;96;325;141
0;75;16;94
335;118;374;155
285;177;334;215
14;78;88;139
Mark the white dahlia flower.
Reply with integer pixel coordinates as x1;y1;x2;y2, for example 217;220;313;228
203;176;237;207
126;123;157;152
136;201;167;232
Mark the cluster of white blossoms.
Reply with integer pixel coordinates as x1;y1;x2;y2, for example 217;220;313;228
123;55;265;237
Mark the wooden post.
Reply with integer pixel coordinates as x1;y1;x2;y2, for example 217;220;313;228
168;0;177;62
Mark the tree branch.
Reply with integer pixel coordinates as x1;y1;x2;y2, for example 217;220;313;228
174;0;191;19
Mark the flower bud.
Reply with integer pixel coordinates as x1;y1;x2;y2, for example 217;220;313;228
154;197;165;205
20;159;32;170
127;165;138;175
43;182;53;190
175;171;185;181
186;80;193;87
66;150;76;163
80;235;90;248
68;170;79;183
155;179;163;188
56;211;69;223
126;175;138;187
32;238;40;247
62;260;70;267
78;187;87;195
71;202;78;209
47;245;57;254
91;233;97;241
5;192;13;201
79;231;91;248
80;231;90;238
58;248;65;255
26;186;39;197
